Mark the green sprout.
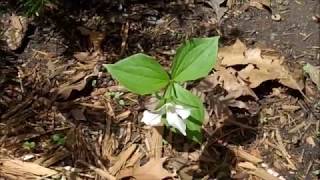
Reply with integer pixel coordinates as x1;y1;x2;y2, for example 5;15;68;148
22;141;36;150
51;133;66;145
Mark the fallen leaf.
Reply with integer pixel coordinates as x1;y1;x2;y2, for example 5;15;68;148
74;51;104;63
117;158;173;180
303;63;320;90
55;72;97;100
218;40;304;90
218;39;247;66
197;66;258;100
306;136;316;147
206;0;228;21
4;15;28;50
249;0;271;10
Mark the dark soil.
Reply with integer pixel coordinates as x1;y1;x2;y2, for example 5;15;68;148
222;0;320;65
0;0;319;179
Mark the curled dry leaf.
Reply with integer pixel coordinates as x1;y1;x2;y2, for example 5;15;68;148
206;0;228;21
74;51;105;63
197;66;258;100
55;72;97;100
218;40;304;91
249;0;271;10
55;50;104;100
117;158;174;180
303;63;320;90
4;15;28;50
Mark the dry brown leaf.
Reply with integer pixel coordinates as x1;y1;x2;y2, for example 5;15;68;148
4;15;28;50
218;39;247;66
206;0;228;21
74;51;103;63
218;40;304;90
306;136;316;147
55;72;97;100
198;67;258;100
117;157;173;180
249;0;271;10
303;63;320;90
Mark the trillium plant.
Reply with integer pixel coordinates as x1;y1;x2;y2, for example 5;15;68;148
104;37;219;143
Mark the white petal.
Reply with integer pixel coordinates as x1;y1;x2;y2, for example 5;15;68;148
166;111;186;136
141;111;162;126
174;105;191;120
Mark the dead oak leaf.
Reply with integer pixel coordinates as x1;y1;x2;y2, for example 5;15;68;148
205;0;228;22
117;158;174;180
197;66;258;100
218;39;247;66
241;48;304;90
54;72;97;100
74;51;105;63
218;40;304;91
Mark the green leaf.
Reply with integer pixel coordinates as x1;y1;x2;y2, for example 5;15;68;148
172;83;204;143
164;83;175;100
23;141;36;150
104;53;170;95
52;134;66;145
171;37;219;82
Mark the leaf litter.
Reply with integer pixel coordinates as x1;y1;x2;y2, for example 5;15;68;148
218;39;304;91
1;2;319;180
303;63;320;90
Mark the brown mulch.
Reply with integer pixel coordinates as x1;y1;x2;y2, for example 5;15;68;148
0;0;319;179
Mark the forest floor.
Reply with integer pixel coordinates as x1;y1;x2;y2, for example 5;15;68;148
0;0;319;179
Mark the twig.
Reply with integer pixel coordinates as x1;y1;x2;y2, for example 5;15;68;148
120;21;129;57
78;160;116;180
78;103;105;109
302;32;313;41
275;128;297;170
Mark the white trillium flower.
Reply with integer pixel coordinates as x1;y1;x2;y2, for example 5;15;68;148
141;111;162;126
141;103;191;136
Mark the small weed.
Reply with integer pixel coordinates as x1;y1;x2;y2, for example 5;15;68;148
22;141;36;150
105;91;126;106
51;133;65;145
19;0;55;16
